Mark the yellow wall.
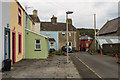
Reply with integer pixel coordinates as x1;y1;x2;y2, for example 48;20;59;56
10;0;24;62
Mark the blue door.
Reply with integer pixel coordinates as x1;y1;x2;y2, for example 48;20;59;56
4;28;10;60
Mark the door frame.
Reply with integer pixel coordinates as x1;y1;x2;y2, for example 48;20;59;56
12;30;16;63
4;28;10;60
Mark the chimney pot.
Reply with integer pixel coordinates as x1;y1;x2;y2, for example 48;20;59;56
51;15;57;24
33;10;37;16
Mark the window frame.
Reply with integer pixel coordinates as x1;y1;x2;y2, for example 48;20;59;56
62;32;65;36
69;32;71;36
18;32;22;54
35;39;41;51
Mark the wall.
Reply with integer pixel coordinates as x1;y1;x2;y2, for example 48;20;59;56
0;1;10;70
0;0;2;71
24;13;31;30
25;30;48;59
40;31;59;51
34;23;40;33
59;31;76;50
10;1;24;62
89;39;99;52
102;43;120;55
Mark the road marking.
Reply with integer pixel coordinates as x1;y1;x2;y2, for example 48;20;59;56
74;55;103;80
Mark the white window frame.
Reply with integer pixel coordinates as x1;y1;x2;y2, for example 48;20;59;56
35;39;41;50
62;32;65;36
69;32;71;36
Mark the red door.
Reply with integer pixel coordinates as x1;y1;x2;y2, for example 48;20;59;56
12;31;16;64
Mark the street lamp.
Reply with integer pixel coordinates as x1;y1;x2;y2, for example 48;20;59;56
66;11;73;63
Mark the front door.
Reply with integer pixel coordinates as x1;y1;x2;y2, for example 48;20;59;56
12;32;16;64
4;28;10;60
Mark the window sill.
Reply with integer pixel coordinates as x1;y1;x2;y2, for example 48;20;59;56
34;50;41;51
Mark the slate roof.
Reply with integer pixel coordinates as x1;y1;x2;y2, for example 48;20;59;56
99;17;120;35
29;15;40;23
49;38;56;42
40;22;76;31
96;36;120;48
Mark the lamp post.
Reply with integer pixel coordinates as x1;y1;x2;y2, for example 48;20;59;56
66;11;73;63
94;14;96;51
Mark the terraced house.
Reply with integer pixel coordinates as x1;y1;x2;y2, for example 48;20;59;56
40;16;77;51
10;0;25;64
0;0;49;71
25;10;49;59
0;0;24;69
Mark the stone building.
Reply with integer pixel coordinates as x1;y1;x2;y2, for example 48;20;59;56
40;16;78;51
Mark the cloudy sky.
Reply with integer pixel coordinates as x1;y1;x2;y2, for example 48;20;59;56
18;0;119;29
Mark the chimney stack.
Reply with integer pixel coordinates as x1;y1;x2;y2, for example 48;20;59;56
33;10;38;16
67;18;72;24
51;15;57;24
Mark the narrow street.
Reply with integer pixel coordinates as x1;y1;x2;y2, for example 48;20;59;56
71;52;119;79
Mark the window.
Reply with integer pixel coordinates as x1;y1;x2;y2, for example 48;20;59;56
69;33;71;36
35;39;41;50
86;43;89;47
18;8;22;25
18;33;22;53
62;32;65;36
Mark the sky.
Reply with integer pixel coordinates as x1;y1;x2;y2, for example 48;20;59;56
18;0;119;29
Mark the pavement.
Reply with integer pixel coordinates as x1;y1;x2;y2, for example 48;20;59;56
2;55;81;79
71;52;119;79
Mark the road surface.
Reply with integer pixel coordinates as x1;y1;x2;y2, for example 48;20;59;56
71;52;119;79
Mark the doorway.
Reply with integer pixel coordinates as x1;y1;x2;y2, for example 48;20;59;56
4;28;10;60
12;31;16;64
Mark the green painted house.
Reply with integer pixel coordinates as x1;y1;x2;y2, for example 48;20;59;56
24;11;49;59
25;29;49;59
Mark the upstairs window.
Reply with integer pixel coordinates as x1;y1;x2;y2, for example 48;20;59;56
62;32;65;36
35;39;41;50
18;8;22;25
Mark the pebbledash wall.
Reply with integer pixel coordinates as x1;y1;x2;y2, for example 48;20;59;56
40;31;59;51
0;1;11;70
10;1;24;63
25;29;49;59
0;0;2;71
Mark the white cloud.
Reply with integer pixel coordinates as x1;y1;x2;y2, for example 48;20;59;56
18;0;118;29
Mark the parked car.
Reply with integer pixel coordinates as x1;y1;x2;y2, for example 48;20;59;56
62;46;72;53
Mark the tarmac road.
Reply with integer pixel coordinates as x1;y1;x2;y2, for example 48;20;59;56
71;52;119;79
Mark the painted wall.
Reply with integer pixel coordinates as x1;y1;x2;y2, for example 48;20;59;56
2;1;10;61
24;13;31;30
0;1;10;70
0;0;2;71
40;31;59;50
25;30;48;59
10;1;24;62
34;23;40;33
